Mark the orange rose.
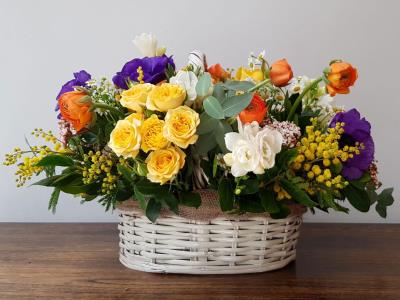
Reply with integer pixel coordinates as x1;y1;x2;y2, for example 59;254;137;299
207;63;230;83
326;61;358;96
269;59;293;87
58;91;92;132
239;94;267;124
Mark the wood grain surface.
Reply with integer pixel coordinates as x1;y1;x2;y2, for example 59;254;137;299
0;223;399;300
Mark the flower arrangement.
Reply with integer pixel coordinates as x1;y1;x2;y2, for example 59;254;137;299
4;33;394;221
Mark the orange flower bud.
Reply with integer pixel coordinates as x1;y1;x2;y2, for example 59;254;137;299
239;94;267;124
58;91;92;132
326;61;358;96
207;63;230;83
269;59;293;87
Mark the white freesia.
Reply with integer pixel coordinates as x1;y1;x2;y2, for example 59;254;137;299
169;70;198;101
223;120;283;177
133;33;158;57
255;127;283;169
224;134;260;177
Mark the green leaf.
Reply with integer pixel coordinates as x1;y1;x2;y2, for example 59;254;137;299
59;183;97;195
343;184;370;212
259;189;279;213
194;133;217;156
117;164;133;182
377;188;394;206
280;178;317;207
160;193;179;215
276;149;298;170
331;162;343;175
179;191;201;208
270;204;291;219
32;175;64;187
135;179;167;197
48;187;61;213
218;178;234;211
214;120;232;153
220;80;255;91
213;84;226;100
222;92;253;117
79;131;98;144
195;72;212;97
145;198;161;222
238;198;264;213
241;179;259;195
36;155;74;167
134;185;147;210
375;203;387;218
203;96;224;119
197;112;219;135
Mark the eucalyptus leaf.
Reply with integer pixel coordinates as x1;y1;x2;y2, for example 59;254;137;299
195;133;217;156
222;92;253;117
221;80;255;91
195;72;212;97
203;96;224;119
197;112;219;135
214;120;232;153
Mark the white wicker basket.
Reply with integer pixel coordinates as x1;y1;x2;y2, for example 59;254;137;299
117;192;304;274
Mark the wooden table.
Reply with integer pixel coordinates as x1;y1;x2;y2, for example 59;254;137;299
0;223;399;300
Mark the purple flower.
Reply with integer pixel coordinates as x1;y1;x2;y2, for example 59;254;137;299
330;108;375;180
56;70;91;100
112;55;175;89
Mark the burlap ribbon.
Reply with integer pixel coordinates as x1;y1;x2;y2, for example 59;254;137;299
117;189;306;222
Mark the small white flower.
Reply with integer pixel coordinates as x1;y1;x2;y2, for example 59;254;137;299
287;75;312;95
316;94;335;111
169;70;198;101
223;120;283;177
133;33;158;57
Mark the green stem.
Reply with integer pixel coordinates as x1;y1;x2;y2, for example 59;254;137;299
92;103;125;118
247;78;271;93
287;77;323;121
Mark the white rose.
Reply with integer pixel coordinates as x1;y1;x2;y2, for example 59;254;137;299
255;127;283;170
224;132;260;177
169;70;198;101
133;33;158;57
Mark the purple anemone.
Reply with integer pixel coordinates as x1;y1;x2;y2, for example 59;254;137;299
330;108;375;180
112;55;175;89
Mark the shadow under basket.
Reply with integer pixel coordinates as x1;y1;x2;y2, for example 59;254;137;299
117;190;304;275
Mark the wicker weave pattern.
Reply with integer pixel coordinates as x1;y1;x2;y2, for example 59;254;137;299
118;211;303;274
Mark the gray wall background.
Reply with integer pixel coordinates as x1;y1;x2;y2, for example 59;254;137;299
0;0;398;222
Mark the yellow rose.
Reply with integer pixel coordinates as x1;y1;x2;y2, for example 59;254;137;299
125;112;144;123
235;67;264;83
120;83;154;113
146;83;186;112
108;119;141;158
145;146;186;184
140;114;170;152
163;106;200;149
